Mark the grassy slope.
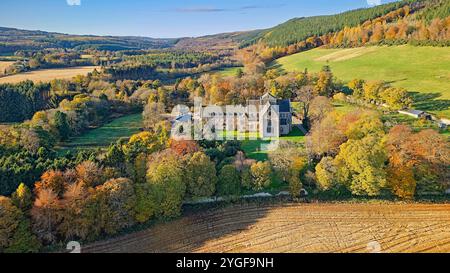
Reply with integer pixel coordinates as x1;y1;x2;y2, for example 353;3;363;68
241;127;306;161
274;45;450;118
212;66;243;77
59;113;143;152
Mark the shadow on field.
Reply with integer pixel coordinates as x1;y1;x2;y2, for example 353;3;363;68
82;201;276;253
385;78;408;85
410;91;450;113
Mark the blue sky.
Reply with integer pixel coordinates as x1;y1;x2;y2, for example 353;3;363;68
0;0;399;38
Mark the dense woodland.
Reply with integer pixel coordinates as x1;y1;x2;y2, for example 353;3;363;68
0;27;177;54
241;0;413;47
0;0;449;253
239;0;450;64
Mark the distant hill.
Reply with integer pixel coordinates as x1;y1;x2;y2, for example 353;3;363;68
1;0;448;54
239;0;449;47
0;27;178;54
0;26;263;55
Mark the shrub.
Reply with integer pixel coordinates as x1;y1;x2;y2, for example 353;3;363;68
217;165;241;197
185;152;217;198
0;196;40;253
250;162;273;191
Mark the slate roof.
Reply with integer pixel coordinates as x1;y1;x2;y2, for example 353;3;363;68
277;99;291;113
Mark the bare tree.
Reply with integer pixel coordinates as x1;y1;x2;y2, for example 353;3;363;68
143;102;165;130
295;85;317;131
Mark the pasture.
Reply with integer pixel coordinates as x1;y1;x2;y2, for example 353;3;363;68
274;45;450;117
83;203;450;253
212;66;243;77
0;66;100;84
58;113;143;152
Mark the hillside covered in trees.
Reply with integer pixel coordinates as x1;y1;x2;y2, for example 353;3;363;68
240;0;449;48
241;0;412;47
0;27;178;54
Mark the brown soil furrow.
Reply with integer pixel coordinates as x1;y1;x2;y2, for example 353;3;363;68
83;203;450;253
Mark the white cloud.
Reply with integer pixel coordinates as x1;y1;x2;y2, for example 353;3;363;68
367;0;382;6
367;0;381;6
67;0;81;6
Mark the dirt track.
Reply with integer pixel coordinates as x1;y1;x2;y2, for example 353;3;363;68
83;203;450;253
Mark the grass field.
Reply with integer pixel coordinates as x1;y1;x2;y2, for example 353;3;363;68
0;66;100;84
239;127;305;161
0;61;14;75
58;113;143;152
212;66;243;77
83;203;450;253
274;45;450;117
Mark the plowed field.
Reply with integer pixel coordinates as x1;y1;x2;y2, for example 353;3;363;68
83;203;450;253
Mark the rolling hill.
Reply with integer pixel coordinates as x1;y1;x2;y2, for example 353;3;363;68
0;27;178;54
240;0;414;47
274;45;450;118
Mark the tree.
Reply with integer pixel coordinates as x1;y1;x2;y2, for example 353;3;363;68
233;151;255;172
59;182;92;240
348;79;365;98
76;161;104;188
125;131;167;158
11;183;32;212
380;87;412;110
387;164;416;199
170;140;200;156
31;189;61;244
363;81;385;103
185;152;217;198
217;165;241;197
288;156;306;199
35;170;66;198
288;170;302;199
343;111;384;140
97;178;136;233
334;135;387;196
235;68;244;78
0;197;40;253
241;168;253;190
295;85;317;131
269;143;304;182
54;111;70;141
310;96;333;125
315;66;334;97
104;143;126;172
147;151;186;218
315;156;338;191
19;129;41;154
250;162;272;191
143;102;165;130
308;111;346;158
386;126;450;194
134;183;158;223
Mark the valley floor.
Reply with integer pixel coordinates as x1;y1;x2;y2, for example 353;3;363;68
82;202;450;253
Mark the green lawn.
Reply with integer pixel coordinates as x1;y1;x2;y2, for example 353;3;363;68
274;45;450;118
332;101;361;114
59;113;143;152
239;127;306;161
212;66;243;77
